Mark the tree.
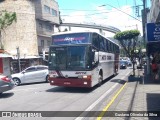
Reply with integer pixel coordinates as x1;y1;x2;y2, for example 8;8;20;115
0;10;17;49
114;29;140;76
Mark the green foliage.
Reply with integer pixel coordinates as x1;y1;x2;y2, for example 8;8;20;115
114;29;140;76
0;10;17;30
0;10;17;49
114;30;140;40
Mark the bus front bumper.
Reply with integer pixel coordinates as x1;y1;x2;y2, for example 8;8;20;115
49;78;92;88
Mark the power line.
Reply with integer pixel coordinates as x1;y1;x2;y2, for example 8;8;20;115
59;9;98;11
99;4;142;22
117;0;121;8
61;6;135;17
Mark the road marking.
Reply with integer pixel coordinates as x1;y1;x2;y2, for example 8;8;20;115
75;71;131;120
75;83;119;120
96;82;127;120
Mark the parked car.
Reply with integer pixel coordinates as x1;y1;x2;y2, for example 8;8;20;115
0;74;15;95
119;60;127;69
11;65;49;86
127;60;132;66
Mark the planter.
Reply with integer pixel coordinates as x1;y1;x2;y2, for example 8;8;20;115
128;75;141;82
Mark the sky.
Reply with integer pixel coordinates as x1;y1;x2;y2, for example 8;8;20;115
56;0;150;36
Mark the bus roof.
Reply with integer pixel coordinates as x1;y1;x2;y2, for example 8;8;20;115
52;31;120;46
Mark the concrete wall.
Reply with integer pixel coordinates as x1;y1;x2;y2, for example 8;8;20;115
0;0;38;57
35;0;59;24
148;0;160;22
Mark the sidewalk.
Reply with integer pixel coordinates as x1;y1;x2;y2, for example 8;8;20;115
103;66;160;120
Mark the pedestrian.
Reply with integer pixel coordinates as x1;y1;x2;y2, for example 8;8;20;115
151;58;159;80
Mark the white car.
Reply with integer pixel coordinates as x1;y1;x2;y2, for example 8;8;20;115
11;65;49;86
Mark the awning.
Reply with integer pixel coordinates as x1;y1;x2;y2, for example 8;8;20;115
0;53;13;58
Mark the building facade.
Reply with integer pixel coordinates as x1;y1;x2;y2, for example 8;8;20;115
0;0;60;72
148;0;160;22
0;0;59;58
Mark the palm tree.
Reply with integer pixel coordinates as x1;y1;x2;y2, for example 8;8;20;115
0;10;17;49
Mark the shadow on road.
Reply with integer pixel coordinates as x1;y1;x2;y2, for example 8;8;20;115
110;79;126;84
147;93;160;120
46;86;94;93
0;92;14;98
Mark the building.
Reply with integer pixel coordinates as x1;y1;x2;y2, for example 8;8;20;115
148;0;160;22
0;0;60;72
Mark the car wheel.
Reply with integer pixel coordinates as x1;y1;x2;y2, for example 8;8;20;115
46;75;49;83
13;78;21;86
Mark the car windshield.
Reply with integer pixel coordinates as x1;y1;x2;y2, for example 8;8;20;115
48;46;91;70
120;61;127;65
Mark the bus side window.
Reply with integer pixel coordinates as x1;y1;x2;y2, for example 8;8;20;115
92;33;99;49
99;36;105;51
105;40;108;52
108;41;111;52
104;39;107;52
113;44;115;53
110;42;113;53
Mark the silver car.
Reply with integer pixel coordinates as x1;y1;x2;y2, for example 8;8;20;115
0;74;15;95
11;65;49;86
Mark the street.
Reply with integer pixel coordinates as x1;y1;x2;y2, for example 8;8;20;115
0;67;132;120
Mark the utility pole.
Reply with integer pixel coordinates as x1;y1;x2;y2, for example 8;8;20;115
142;0;147;41
16;47;21;72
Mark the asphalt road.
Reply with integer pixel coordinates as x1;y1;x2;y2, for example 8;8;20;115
0;67;132;120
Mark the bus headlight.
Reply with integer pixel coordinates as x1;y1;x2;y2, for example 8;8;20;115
78;75;91;80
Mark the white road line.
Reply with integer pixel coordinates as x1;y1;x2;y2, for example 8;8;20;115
75;71;131;120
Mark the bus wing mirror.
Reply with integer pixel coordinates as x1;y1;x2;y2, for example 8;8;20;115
94;52;99;63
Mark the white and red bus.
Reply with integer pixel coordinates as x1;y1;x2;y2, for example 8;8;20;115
48;31;120;88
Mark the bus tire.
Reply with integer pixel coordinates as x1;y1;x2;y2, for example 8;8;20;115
98;74;103;87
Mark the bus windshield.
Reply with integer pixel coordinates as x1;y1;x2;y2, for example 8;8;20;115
48;46;91;70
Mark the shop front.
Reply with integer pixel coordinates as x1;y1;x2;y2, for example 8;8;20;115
0;53;13;76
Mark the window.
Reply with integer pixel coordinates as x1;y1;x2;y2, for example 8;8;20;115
37;66;48;71
108;41;111;52
92;33;99;49
47;40;51;46
39;23;43;28
25;67;36;73
99;36;105;51
110;42;113;53
52;9;57;16
46;25;52;31
44;5;50;13
105;40;109;52
41;40;44;47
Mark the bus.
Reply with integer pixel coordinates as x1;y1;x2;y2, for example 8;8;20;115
48;31;120;88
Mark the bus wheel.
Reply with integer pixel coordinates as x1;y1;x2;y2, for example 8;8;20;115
98;75;103;86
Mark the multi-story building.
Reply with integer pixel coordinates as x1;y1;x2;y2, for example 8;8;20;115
0;0;60;72
148;0;160;22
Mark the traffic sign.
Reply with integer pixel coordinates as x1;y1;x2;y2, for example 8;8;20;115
147;23;160;42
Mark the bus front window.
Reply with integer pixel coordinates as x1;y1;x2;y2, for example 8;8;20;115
49;47;67;70
67;46;86;69
49;46;91;70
